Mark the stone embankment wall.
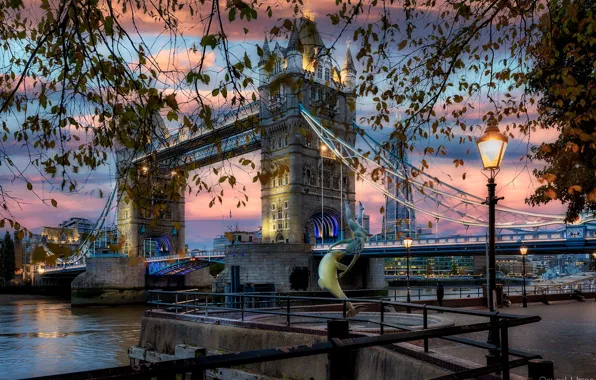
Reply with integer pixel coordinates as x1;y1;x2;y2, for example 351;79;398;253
71;257;146;306
139;314;450;380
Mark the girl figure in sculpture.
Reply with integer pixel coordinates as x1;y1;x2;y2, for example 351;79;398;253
317;199;369;317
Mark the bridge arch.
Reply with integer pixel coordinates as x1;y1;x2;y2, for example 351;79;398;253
143;235;171;257
305;207;341;244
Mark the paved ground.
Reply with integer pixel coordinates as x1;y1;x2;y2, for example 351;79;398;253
423;300;596;378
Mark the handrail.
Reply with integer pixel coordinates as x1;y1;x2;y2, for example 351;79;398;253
27;290;543;380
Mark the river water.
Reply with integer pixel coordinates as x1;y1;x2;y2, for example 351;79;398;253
0;298;146;380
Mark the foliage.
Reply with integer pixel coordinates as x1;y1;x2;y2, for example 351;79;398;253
0;0;593;232
209;262;225;277
589;256;596;271
526;0;596;222
0;231;15;282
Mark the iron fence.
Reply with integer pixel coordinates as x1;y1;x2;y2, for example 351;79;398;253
25;291;547;380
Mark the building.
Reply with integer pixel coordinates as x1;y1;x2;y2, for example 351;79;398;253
362;214;370;234
382;142;415;240
496;258;537;277
385;256;474;276
212;228;262;252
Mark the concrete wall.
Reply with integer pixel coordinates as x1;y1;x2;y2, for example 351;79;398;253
224;245;386;293
139;315;450;380
184;267;215;289
225;244;314;292
71;257;146;306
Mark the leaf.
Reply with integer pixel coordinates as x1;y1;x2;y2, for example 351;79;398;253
27;182;32;190
51;199;58;207
568;185;582;194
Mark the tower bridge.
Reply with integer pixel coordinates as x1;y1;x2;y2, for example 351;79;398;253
45;17;595;305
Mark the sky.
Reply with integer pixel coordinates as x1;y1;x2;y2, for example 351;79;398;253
0;0;566;249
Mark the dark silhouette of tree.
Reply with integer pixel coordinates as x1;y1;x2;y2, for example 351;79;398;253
1;231;15;282
526;0;596;222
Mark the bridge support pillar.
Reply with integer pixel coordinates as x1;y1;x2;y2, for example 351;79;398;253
71;257;146;306
223;244;314;292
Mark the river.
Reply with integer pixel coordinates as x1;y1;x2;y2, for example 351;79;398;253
0;297;146;380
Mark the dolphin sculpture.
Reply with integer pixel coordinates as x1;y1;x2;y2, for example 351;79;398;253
318;249;365;317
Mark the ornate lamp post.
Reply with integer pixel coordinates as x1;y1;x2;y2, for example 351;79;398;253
476;117;508;367
476;118;508;311
520;244;528;307
403;234;413;312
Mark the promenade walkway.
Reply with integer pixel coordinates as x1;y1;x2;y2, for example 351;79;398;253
426;300;595;378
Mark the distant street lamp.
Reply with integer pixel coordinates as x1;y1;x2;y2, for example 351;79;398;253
476;117;508;367
520;244;528;308
403;234;413;312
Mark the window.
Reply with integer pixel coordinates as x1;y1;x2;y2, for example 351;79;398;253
325;68;330;81
249;236;253;242
278;223;283;230
284;201;288;209
310;87;316;100
318;89;323;100
285;174;288;185
272;139;276;150
237;235;242;242
272;204;276;210
284;135;288;146
278;138;282;148
273;178;277;187
273;213;276;220
316;65;322;79
285;220;288;228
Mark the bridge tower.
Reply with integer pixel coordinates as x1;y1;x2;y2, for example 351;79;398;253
115;115;186;258
258;17;357;245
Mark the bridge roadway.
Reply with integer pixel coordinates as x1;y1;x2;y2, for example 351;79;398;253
133;102;260;170
43;228;594;275
312;229;596;257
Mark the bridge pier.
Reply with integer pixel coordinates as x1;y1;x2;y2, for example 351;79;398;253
71;257;146;306
220;244;385;293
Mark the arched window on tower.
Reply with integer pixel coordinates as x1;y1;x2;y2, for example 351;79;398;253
316;64;322;79
324;68;330;82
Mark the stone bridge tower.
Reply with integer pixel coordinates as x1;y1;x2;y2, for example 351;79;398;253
258;17;358;245
116;115;186;258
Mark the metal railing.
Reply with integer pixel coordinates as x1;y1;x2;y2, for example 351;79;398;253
26;290;544;380
142;290;543;380
384;284;596;301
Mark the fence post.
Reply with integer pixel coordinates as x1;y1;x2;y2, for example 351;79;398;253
460;288;462;298
528;359;554;380
286;297;291;326
423;306;429;353
327;320;352;380
241;293;245;321
500;324;510;380
380;301;384;335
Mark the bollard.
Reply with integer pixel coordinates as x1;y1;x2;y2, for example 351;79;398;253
423;306;429;353
528;359;554;380
327;320;353;380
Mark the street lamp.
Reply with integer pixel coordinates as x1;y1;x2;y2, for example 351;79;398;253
403;234;413;312
476;118;508;368
476;117;508;312
520;244;528;308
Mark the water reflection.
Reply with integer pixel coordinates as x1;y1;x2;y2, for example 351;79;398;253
0;299;145;380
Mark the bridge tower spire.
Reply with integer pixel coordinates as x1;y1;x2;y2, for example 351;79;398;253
259;17;357;244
